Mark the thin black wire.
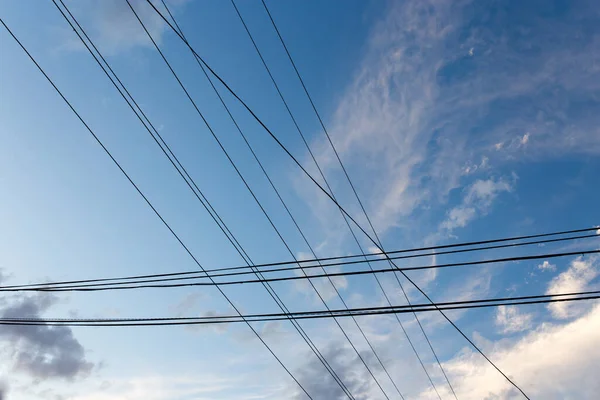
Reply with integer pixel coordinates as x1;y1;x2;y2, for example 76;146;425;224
8;241;597;291
260;2;528;397
3;291;599;325
58;0;349;396
5;230;597;291
0;16;312;399
122;3;554;397
167;0;402;396
58;0;348;396
230;2;442;396
124;2;357;397
8;248;598;291
257;1;457;396
158;3;395;399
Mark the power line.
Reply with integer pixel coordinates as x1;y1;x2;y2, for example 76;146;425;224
141;2;530;397
122;2;379;398
58;0;353;396
258;2;451;398
3;290;598;325
158;2;395;398
230;0;441;394
0;14;313;400
4;229;596;291
7;248;598;292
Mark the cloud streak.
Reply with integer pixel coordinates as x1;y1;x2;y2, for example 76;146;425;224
299;0;600;241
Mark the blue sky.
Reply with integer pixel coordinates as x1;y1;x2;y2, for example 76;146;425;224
1;0;600;399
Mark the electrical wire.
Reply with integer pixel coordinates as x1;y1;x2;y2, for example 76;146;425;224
4;248;598;292
59;0;353;396
157;2;395;398
4;229;597;291
0;14;313;400
2;290;598;325
142;2;533;396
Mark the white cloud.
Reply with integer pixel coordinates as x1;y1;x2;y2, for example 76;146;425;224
537;261;556;272
495;305;533;334
424;304;600;399
546;256;599;319
295;0;600;243
60;0;187;55
440;177;513;231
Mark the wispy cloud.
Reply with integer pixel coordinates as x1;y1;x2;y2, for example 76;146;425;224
495;305;533;334
59;0;188;55
440;177;514;231
546;256;599;319
297;0;600;244
537;260;556;272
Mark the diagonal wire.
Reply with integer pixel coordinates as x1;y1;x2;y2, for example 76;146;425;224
3;230;596;291
61;0;352;396
143;1;535;396
123;1;381;397
259;2;522;398
161;0;401;398
10;248;597;291
231;0;441;396
3;290;600;325
51;2;349;397
0;15;312;399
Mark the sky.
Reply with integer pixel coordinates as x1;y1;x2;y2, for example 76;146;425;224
1;0;600;399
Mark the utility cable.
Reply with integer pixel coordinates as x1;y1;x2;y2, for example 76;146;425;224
5;248;598;292
0;15;311;399
2;290;599;325
4;229;596;291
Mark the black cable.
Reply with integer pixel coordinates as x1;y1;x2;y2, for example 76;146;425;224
162;2;396;398
6;248;598;292
3;290;599;325
261;2;539;396
230;1;442;395
5;230;597;291
258;2;455;397
0;14;312;400
61;0;347;395
142;1;527;397
124;2;356;397
56;1;348;397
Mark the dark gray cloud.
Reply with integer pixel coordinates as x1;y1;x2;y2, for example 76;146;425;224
291;343;383;400
0;294;93;381
0;381;7;400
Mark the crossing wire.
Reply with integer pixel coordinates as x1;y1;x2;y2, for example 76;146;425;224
143;0;530;396
161;0;405;397
0;15;312;399
2;290;599;325
3;229;597;291
56;1;352;398
6;248;598;292
230;1;445;396
124;1;381;397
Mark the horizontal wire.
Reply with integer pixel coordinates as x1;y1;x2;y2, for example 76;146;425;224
2;291;598;326
5;248;598;292
3;231;598;291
